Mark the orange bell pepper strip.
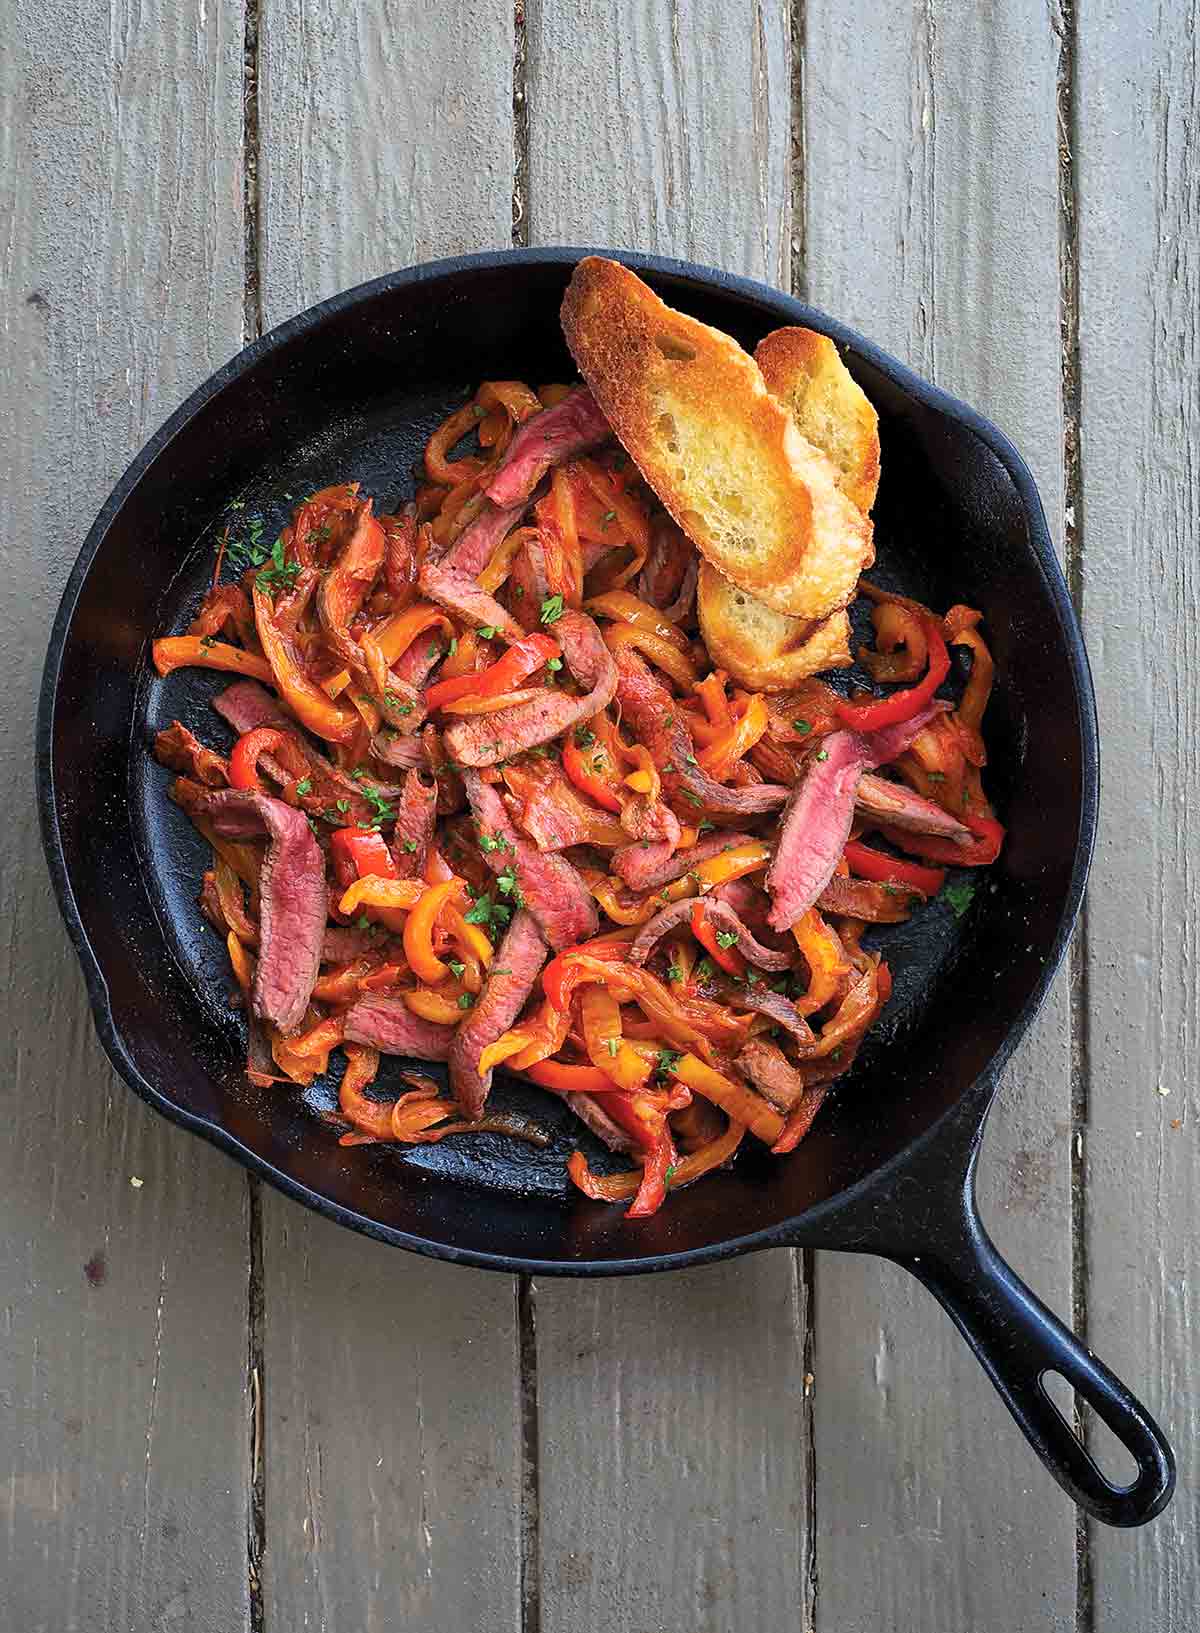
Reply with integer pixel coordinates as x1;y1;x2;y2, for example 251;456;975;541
882;809;1005;868
228;726;311;794
285;1013;347;1061
568;1117;745;1204
689;902;746;978
770;1086;830;1155
791;908;850;1017
843;840;946;896
562;732;624;812
860;601;928;684
835;616;950;732
252;583;359;743
583;590;692;650
337;877;427;916
330;827;408;934
326;602;452;699
425;400;488;486
504;998;573;1071
402;877;467;984
312;956;384;1005
424;632;560;711
403;986;467;1024
603;622;698;690
525;1060;617;1095
542;942;638;1010
579;984;653;1091
667;1054;785;1145
808;961;888;1060
697;692;769;781
152;636;273;684
226;930;255;993
691;839;772;891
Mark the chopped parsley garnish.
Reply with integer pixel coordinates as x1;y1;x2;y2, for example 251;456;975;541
226;517;269;572
426;641;439;659
335;798;351;813
403;838;418;853
477;624;498;640
715;929;739;949
792;719;812;734
601;509;617;527
682;790;704;806
354;914;371;930
667;960;683;984
457;992;475;1010
448;960;466;978
694;958;715;981
697;820;715;834
199;632;218;651
605;1038;619;1057
574;725;595;748
685;753;698;766
927;770;946;782
255;534;301;596
546;656;563;671
495;865;524;905
294;777;313;796
463;892;513;931
448;638;458;656
358;784;396;828
539;593;564;626
655;1048;682;1079
479;831;513;853
944;879;977;918
664;1164;677;1184
816;748;829;762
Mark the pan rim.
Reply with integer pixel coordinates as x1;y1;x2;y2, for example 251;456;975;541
36;246;1099;1275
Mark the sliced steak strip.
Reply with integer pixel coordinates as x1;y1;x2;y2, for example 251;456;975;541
613;646;789;816
342;993;455;1058
463;771;598;949
444;611;617;768
484;387;611;508
389;770;438;876
855;772;972;842
615;828;758;893
736;1039;809;1113
441;497;527;578
417;561;526;644
611;840;676;891
200;789;327;1034
565;1093;635;1152
629;896;792;973
448;910;549;1118
764;703;942;932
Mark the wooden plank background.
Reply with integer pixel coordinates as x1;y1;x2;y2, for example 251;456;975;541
1;0;1191;1628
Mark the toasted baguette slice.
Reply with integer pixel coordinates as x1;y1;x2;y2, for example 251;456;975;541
697;561;852;690
755;327;881;514
560;257;874;623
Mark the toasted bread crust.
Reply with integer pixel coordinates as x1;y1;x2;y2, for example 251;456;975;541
696;561;852;690
561;258;873;623
755;327;881;514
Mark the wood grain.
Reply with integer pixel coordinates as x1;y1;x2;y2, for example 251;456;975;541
525;8;813;1632
804;4;1077;1625
254;4;523;1628
258;0;515;324
0;2;253;1629
1076;2;1198;1623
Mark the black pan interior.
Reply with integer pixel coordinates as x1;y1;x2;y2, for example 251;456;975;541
41;252;1091;1270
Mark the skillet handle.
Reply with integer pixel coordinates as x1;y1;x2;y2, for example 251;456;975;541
889;1191;1174;1527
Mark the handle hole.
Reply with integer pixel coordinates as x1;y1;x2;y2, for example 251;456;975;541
1039;1370;1139;1489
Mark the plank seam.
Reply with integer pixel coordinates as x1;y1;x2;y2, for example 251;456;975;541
789;0;807;301
247;1178;266;1633
1055;1;1094;1626
243;0;264;343
517;1275;541;1633
800;1249;818;1633
512;0;530;247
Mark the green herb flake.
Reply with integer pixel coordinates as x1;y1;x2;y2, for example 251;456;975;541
539;593;564;626
685;753;698;766
792;719;812;734
199;632;218;651
495;865;524;906
655;1048;682;1079
664;1164;678;1184
448;960;466;978
605;1037;619;1057
927;770;946;782
715;929;739;949
477;625;498;640
601;509;617;527
335;799;351;813
574;725;595;749
697;820;715;834
682;790;705;807
457;992;475;1010
294;777;313;796
448;638;458;657
667;961;683;984
816;748;829;763
695;957;714;982
354;914;371;930
547;656;563;671
404;838;418;853
944;879;977;919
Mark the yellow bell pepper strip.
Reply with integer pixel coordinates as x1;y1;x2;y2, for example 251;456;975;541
504;997;573;1070
284;1013;348;1059
525;1059;616;1095
603;622;698;690
791;908;851;1017
478;379;544;423
691;838;772;891
402;876;468;985
190;816;262;892
583;590;692;651
403;985;467;1025
439;687;544;715
621;743;660;800
665;1054;785;1146
541;951;731;1060
336;1043;392;1139
478;1029;541;1077
425;400;488;486
807;959;890;1060
568;1116;745;1203
579;984;653;1091
212;856;257;943
337;877;427;917
860;600;928;684
694;669;732;729
479;524;539;593
697;691;769;781
152;636;274;684
325;601;456;697
226;930;255;993
444;906;494;971
947;626;995;760
312;955;385;1005
252;583;360;743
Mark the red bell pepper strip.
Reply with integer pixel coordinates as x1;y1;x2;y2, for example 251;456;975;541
600;1090;685;1218
541;942;632;1011
881;809;1005;868
561;734;624;812
228;727;311;794
835;615;950;732
329;826;406;933
689;902;746;977
843;840;946;896
424;631;560;711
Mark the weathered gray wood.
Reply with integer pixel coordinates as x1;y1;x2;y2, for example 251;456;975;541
255;5;523;1628
0;3;253;1630
1076;4;1198;1623
525;9;812;1633
804;4;1077;1625
258;0;515;323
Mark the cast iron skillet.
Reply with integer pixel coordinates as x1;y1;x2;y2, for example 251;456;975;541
38;248;1174;1526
